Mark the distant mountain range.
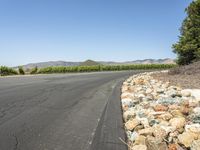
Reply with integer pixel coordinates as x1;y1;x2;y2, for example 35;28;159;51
99;58;175;65
17;58;175;69
16;61;80;69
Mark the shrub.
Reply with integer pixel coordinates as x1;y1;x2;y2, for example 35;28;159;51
30;66;38;74
0;66;18;76
18;66;25;75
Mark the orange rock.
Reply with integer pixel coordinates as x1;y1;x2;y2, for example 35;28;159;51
158;112;173;121
135;78;145;85
154;104;168;112
183;100;189;107
122;105;129;111
168;144;178;150
125;118;140;131
168;104;180;110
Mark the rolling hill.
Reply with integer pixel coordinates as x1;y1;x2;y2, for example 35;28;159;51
16;58;175;69
80;60;100;66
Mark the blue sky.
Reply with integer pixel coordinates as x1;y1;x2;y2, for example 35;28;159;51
0;0;192;66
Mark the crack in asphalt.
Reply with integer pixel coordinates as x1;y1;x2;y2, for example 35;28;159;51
13;134;19;150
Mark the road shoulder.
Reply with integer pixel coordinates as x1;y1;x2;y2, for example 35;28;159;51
90;80;127;150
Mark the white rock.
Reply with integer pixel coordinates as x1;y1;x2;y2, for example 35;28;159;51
131;145;147;150
138;94;145;99
156;88;165;93
161;126;176;134
181;89;191;97
185;124;200;134
121;98;133;107
121;92;133;98
138;117;149;128
138;127;153;136
191;140;200;150
146;88;153;94
126;131;138;142
169;117;186;129
193;107;200;114
183;89;200;100
149;111;166;115
178;132;196;147
189;98;199;107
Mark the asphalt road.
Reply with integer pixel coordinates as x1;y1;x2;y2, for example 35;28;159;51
0;71;141;150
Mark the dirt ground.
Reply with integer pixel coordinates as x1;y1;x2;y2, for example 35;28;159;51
152;73;200;89
152;61;200;89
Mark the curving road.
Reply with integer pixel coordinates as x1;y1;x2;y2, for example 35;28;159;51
0;71;141;150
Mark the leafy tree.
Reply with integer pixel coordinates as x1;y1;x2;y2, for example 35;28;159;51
0;66;18;76
18;66;25;75
173;0;200;65
30;66;38;74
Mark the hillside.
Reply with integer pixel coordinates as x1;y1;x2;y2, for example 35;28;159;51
79;60;100;66
17;61;80;69
153;61;200;89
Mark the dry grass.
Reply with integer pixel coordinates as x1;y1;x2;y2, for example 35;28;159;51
152;61;200;89
168;61;200;75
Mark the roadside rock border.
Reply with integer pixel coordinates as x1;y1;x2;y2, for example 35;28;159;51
121;71;200;150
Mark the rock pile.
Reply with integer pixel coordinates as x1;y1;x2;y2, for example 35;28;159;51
121;72;200;150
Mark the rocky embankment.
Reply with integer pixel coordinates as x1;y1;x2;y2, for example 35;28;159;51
121;72;200;150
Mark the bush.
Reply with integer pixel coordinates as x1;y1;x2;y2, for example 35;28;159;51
18;66;25;75
30;66;38;74
0;66;18;76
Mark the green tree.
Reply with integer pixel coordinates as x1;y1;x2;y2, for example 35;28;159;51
18;66;25;75
0;66;18;76
173;0;200;65
30;66;38;74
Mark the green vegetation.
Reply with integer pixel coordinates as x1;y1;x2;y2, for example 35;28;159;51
173;0;200;65
0;66;18;76
30;66;38;74
0;64;176;76
38;64;176;74
79;59;100;66
18;66;25;75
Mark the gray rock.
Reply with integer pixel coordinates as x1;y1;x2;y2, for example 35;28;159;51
189;114;200;124
149;119;160;126
157;97;181;105
126;131;138;142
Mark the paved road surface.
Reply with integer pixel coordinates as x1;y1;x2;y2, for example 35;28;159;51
0;71;141;150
